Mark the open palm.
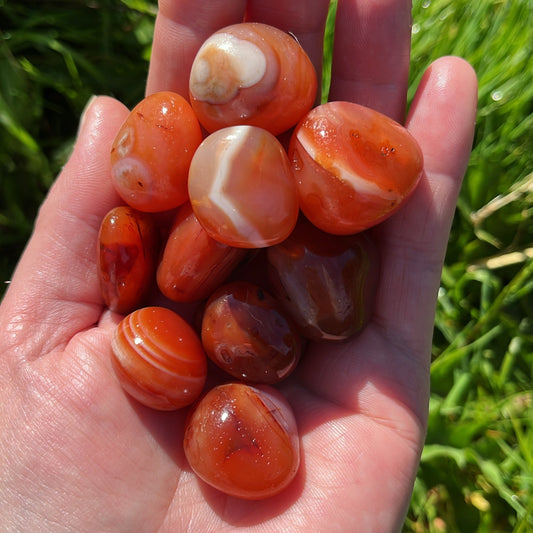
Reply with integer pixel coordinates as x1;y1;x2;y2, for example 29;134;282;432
0;1;477;531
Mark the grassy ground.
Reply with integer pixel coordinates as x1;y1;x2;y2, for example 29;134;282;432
406;2;533;531
1;1;532;531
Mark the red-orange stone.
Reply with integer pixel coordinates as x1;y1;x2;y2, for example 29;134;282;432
267;216;379;341
289;101;424;234
97;206;159;314
201;281;301;383
188;125;299;248
111;307;207;410
110;91;202;212
183;383;300;500
189;22;317;136
157;203;247;303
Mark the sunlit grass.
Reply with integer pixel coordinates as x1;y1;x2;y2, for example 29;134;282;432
1;1;532;531
0;0;154;280
406;1;533;531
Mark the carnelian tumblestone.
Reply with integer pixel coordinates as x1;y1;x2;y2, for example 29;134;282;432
267;216;379;341
157;203;247;302
189;22;317;136
188;125;299;248
111;307;207;410
201;281;301;383
289;101;424;234
110;91;202;212
183;383;300;500
97;206;159;314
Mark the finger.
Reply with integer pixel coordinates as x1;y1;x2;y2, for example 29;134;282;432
146;0;247;97
0;96;129;361
329;0;412;121
373;56;478;357
245;0;331;92
293;57;477;427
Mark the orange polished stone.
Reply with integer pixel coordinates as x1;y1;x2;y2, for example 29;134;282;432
267;216;379;341
188;125;299;248
111;307;207;410
189;22;317;136
97;206;159;314
157;203;247;302
201;281;301;383
110;91;202;212
289;101;424;234
183;383;300;499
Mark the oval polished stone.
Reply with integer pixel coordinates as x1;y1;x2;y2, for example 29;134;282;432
157;203;247;303
188;125;299;248
111;306;207;410
201;281;301;383
183;382;300;500
189;22;317;136
110;91;203;212
97;206;159;314
289;101;424;234
267;216;379;341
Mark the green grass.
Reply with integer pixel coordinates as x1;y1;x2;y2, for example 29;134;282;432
406;1;533;531
1;1;532;531
0;0;155;281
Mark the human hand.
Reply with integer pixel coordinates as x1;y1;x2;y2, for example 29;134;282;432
0;1;477;531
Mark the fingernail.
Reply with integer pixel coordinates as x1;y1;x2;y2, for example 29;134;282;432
77;95;99;136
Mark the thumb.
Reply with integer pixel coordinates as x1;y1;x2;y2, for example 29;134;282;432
0;96;129;362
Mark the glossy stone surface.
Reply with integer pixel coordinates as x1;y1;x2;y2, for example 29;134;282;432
201;281;301;383
157;203;247;303
267;216;379;341
110;91;202;212
189;22;317;135
183;382;300;499
188;125;299;248
97;206;159;314
289;101;424;234
111;306;207;410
